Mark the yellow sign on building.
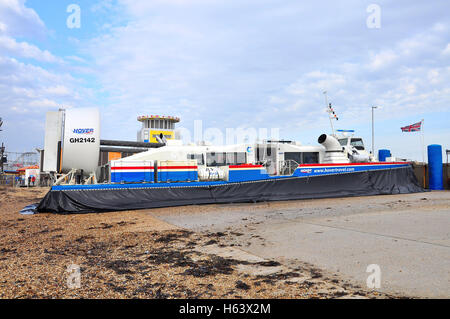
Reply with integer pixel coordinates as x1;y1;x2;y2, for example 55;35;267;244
149;130;175;143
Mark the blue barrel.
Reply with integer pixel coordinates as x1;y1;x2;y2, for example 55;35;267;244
428;144;443;190
378;149;391;162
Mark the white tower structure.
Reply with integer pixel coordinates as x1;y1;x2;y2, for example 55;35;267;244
137;115;180;144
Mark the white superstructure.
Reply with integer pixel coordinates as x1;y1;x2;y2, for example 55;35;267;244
335;131;375;163
113;139;326;177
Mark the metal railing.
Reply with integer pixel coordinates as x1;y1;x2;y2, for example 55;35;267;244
278;160;300;176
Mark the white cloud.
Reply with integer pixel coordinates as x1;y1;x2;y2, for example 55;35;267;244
0;0;84;136
0;56;83;115
399;37;425;56
44;85;71;96
431;23;447;33
268;96;287;104
0;0;46;38
368;50;398;70
65;55;87;63
28;98;60;108
117;0;222;15
404;83;416;95
367;26;448;72
262;61;450;139
443;43;450;55
427;69;440;84
0;35;62;63
91;0;115;13
0;21;7;33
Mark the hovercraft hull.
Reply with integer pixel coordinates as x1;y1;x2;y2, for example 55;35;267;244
37;165;424;214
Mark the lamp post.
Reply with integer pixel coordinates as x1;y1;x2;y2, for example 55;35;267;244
371;106;378;157
0;143;4;174
0;118;3;174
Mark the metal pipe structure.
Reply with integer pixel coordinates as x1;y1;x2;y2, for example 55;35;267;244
100;140;165;148
100;147;150;154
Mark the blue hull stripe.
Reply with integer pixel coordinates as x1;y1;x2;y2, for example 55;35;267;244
293;163;410;177
228;170;270;182
111;172;154;183
158;171;198;182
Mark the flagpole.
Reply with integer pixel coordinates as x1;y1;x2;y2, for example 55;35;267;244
421;119;425;164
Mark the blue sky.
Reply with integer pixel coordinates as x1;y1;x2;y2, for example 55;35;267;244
0;0;449;160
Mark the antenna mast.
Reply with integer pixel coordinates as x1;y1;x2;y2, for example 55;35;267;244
323;91;336;136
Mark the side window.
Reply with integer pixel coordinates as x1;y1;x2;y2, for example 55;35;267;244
223;152;247;165
302;152;319;164
350;139;365;150
256;147;263;162
187;154;204;165
236;152;247;164
206;152;226;166
226;153;235;165
285;152;302;164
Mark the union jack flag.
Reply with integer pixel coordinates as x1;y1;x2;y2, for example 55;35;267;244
401;121;422;132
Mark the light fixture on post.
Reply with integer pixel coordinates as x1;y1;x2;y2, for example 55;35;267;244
371;106;379;157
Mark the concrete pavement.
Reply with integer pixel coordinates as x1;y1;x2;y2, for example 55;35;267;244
150;191;450;298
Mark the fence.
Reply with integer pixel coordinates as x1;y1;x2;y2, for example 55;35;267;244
411;163;450;190
0;174;15;187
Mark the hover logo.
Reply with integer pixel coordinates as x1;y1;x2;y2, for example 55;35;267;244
73;128;94;134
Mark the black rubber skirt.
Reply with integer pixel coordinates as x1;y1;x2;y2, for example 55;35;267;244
37;166;425;214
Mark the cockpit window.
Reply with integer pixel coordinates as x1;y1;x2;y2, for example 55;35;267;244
187;154;204;165
338;139;348;146
350;138;365;150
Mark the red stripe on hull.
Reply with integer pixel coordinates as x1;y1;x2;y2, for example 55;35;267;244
158;166;198;169
229;164;263;169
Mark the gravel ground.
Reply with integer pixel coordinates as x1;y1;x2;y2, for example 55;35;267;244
0;186;399;299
